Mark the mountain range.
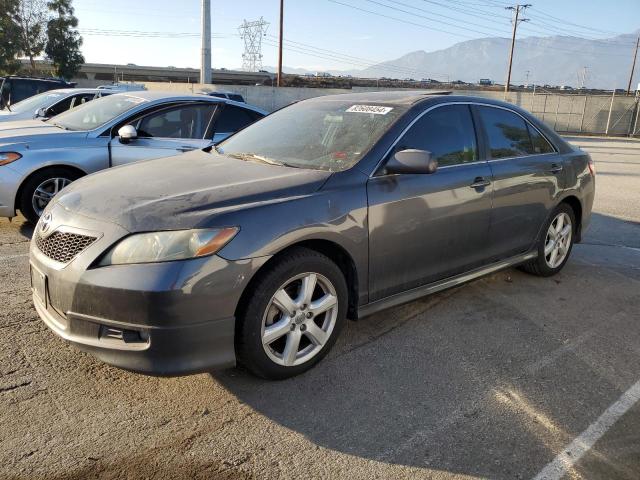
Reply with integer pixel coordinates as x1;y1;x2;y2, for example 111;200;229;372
267;29;640;89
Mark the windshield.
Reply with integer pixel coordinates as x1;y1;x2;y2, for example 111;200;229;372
8;91;66;114
47;94;148;131
217;99;405;171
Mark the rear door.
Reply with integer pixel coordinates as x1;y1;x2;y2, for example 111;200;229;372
367;103;494;301
109;102;217;166
474;105;563;260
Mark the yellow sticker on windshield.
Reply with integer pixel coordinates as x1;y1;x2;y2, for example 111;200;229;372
346;105;393;115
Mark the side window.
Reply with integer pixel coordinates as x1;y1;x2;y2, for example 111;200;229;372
136;104;216;139
11;80;39;103
527;123;555;154
394;104;477;167
71;93;97;108
213;105;258;135
47;96;76;116
477;106;534;159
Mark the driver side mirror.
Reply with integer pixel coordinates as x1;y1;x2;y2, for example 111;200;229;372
35;107;47;119
118;125;138;144
385;149;438;175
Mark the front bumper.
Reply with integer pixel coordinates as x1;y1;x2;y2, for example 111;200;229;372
30;203;269;375
0;164;22;217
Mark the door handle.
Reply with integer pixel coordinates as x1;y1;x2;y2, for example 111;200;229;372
470;177;491;189
550;163;563;173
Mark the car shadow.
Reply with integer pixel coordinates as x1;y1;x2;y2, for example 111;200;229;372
210;212;640;479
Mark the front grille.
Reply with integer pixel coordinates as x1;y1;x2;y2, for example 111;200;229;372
35;231;97;263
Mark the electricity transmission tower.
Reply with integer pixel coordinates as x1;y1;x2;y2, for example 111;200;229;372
578;66;588;89
504;4;530;95
238;17;269;72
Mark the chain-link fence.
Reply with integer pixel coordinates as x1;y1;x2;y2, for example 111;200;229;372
141;81;640;137
462;89;640;137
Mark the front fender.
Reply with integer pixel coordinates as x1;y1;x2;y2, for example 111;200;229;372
216;177;369;306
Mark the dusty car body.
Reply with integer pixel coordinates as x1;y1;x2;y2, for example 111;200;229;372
29;92;595;379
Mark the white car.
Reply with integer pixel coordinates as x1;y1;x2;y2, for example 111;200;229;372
0;89;112;123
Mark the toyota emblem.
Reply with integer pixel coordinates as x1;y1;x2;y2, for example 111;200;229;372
40;213;52;234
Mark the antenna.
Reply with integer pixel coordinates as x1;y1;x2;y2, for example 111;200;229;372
238;17;269;72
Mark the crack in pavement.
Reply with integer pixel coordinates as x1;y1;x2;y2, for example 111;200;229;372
0;379;32;393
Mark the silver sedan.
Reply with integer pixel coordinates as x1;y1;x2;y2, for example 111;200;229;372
0;88;113;123
0;91;267;222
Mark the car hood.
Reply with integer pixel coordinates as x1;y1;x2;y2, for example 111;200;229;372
0;119;58;134
0;120;87;149
55;149;332;231
0;111;29;122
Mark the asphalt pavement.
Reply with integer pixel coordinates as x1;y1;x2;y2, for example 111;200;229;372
1;136;639;480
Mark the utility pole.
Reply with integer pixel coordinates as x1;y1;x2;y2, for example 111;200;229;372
525;69;530;86
504;4;530;96
200;0;212;84
277;0;284;87
626;36;639;95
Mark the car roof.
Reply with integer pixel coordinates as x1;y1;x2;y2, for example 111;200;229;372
304;90;453;106
1;76;71;84
44;88;105;95
107;90;267;114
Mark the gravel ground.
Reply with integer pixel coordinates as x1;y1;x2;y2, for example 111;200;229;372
1;137;639;480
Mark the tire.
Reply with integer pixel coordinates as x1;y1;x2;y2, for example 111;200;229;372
18;167;82;224
236;247;348;380
520;203;576;277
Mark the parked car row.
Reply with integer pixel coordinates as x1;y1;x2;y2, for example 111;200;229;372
0;91;267;222
16;90;595;380
0;76;75;107
0;88;114;123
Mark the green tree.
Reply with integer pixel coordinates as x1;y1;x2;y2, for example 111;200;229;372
45;0;83;80
0;0;22;74
15;0;48;72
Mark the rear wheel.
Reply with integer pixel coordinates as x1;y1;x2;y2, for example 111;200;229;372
236;247;348;379
18;167;82;224
520;203;575;277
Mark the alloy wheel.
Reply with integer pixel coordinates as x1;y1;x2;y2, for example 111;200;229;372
261;272;339;367
544;212;572;269
32;177;71;217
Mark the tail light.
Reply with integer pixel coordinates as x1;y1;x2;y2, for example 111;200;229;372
588;157;595;176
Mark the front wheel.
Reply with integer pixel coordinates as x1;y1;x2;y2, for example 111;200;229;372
520;203;575;277
18;168;82;224
236;247;348;380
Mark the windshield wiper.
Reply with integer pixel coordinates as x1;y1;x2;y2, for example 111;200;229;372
227;152;284;166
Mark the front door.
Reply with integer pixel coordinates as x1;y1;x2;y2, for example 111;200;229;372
109;103;216;167
367;104;494;301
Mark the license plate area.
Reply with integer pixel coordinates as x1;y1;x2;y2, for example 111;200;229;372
30;264;47;307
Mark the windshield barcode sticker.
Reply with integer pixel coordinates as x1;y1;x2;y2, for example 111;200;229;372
346;105;393;115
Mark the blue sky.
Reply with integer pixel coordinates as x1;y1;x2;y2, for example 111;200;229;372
73;0;640;72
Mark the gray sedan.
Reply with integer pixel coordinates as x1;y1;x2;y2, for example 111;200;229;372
0;91;266;222
0;88;113;123
29;91;595;379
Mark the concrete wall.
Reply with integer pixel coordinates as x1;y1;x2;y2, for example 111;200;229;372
140;81;640;137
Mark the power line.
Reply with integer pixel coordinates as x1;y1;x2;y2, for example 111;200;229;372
360;0;509;37
326;0;479;40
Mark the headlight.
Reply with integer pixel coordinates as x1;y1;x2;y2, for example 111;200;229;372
0;152;22;166
98;227;239;266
